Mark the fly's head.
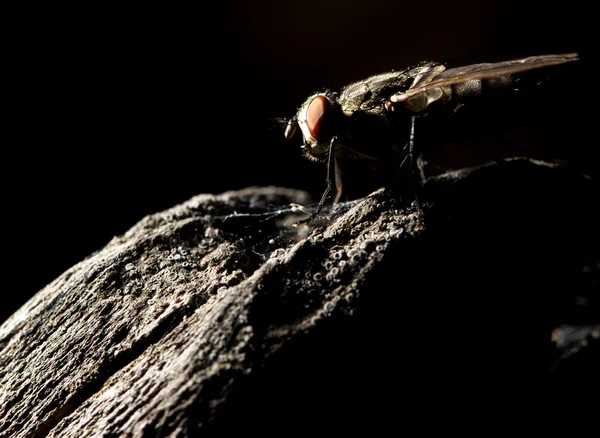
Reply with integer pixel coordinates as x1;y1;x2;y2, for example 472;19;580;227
284;92;340;162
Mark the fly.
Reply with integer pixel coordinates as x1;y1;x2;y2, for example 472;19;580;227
284;53;579;222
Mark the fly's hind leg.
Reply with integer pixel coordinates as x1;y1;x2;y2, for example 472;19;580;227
475;141;507;167
409;116;426;214
409;116;427;183
452;102;508;167
416;154;427;183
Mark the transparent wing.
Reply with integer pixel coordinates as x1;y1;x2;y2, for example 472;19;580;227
393;53;579;103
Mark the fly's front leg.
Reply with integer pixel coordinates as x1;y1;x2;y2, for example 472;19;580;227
318;135;338;215
334;155;343;204
298;136;339;224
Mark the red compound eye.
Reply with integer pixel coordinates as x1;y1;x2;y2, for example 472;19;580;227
306;95;328;141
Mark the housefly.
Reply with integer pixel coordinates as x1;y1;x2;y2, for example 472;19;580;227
283;53;579;221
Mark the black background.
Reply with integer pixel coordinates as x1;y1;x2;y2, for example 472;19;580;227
3;1;595;322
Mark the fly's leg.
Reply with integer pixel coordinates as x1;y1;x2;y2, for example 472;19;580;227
315;135;338;216
389;101;426;187
298;136;338;224
409;116;425;214
334;155;343;204
452;102;508;166
474;140;507;167
410;116;427;183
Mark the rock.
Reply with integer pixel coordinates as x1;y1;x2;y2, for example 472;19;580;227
1;159;598;436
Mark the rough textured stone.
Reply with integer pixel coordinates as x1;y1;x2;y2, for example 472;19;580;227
1;159;598;436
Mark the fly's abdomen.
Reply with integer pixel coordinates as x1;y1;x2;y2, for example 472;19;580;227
448;75;515;102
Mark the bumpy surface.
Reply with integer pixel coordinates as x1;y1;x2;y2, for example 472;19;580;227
1;160;598;436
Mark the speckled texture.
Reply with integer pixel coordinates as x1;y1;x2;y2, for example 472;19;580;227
0;160;598;436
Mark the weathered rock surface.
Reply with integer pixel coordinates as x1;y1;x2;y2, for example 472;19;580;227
1;159;598;436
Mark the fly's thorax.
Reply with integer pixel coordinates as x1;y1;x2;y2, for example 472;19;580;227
293;92;340;161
